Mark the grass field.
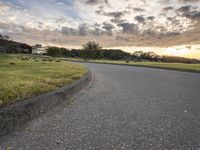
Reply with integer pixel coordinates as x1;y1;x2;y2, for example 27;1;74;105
0;53;87;107
64;58;200;73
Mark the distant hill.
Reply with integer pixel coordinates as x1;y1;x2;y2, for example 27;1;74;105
0;35;32;53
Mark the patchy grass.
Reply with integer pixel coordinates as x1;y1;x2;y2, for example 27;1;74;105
64;58;200;73
0;53;87;107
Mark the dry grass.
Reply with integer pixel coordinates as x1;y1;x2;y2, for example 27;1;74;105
0;53;87;107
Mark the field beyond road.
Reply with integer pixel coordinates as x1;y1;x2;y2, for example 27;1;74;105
65;58;200;73
0;53;87;107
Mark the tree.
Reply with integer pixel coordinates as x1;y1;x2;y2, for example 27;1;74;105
83;41;103;51
0;34;9;40
46;47;65;57
3;35;9;40
0;34;3;39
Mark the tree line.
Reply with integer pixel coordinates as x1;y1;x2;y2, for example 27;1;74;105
46;41;200;64
0;36;199;64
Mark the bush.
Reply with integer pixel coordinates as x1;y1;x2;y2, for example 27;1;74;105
46;47;65;57
9;62;16;65
21;57;29;61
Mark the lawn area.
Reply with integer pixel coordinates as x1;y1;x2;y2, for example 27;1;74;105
64;58;200;73
0;53;87;107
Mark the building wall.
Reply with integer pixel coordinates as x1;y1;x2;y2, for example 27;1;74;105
32;48;47;54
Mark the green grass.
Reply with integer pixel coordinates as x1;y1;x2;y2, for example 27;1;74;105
64;58;200;73
0;53;87;107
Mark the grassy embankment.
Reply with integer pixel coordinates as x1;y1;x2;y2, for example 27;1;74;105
64;58;200;73
0;53;87;107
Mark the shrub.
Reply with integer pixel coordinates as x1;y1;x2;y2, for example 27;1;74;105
9;62;16;65
46;47;65;57
21;57;29;61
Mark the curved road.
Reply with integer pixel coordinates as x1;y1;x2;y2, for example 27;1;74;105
1;63;200;150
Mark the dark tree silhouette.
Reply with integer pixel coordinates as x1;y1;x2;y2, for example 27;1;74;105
83;41;103;51
0;34;9;40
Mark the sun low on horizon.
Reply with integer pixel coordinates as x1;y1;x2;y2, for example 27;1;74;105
112;44;200;59
0;0;200;59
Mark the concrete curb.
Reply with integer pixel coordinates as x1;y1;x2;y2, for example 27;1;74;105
0;70;92;138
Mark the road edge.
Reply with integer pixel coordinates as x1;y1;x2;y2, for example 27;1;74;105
67;60;200;74
0;69;92;138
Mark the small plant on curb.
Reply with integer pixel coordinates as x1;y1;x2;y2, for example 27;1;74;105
21;57;29;61
9;62;16;65
55;60;61;62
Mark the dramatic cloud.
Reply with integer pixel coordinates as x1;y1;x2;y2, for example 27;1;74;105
176;5;200;21
102;22;114;35
133;8;146;12
182;10;200;20
162;6;174;12
0;2;10;10
118;22;138;33
0;0;200;51
147;16;155;21
134;15;146;23
85;0;110;6
177;0;200;3
176;5;192;12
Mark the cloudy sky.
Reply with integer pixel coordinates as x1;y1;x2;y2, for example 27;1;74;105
0;0;200;58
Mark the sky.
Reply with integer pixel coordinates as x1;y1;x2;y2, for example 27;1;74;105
0;0;200;58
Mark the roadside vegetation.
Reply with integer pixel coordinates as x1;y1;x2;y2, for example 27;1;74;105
60;58;200;72
46;41;200;64
87;60;200;72
0;53;87;107
45;41;200;73
0;35;199;65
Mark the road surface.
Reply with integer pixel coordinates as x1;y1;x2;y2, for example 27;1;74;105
1;63;200;150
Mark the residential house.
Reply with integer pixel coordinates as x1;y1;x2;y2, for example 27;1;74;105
32;44;47;54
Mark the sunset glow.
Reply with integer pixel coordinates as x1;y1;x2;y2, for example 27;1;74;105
0;0;200;58
111;45;200;59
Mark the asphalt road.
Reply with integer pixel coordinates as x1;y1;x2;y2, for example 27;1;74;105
1;63;200;150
